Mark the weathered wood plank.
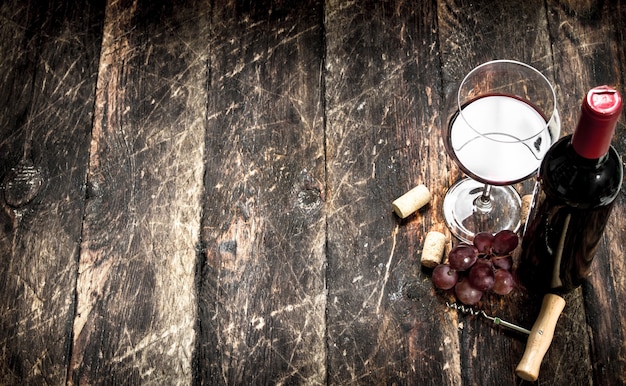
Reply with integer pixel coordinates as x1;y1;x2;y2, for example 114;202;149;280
438;0;554;86
436;1;595;385
0;0;105;383
0;1;622;385
195;1;327;384
68;1;208;383
324;0;460;383
547;1;626;385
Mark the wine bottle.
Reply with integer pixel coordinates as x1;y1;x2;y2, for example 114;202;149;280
519;86;623;294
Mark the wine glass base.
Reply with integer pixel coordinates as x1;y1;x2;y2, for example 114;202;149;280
443;178;521;243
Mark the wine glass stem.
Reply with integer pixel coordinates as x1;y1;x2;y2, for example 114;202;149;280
474;184;493;214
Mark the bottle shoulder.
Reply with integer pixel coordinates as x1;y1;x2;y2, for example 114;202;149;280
539;136;623;207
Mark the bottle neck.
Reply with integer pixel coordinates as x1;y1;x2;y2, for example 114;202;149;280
571;114;612;159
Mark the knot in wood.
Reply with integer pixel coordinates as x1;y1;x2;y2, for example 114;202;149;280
294;169;324;212
297;188;321;209
2;161;45;208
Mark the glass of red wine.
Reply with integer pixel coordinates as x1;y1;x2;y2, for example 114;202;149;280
442;60;560;243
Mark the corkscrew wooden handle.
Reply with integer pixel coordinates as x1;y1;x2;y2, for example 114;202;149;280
515;293;566;381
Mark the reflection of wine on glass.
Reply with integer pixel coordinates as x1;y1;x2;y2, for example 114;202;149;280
443;60;560;243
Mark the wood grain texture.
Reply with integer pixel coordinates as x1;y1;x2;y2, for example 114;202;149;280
196;1;327;384
0;0;105;383
0;0;624;385
68;0;208;383
437;0;553;86
324;0;461;384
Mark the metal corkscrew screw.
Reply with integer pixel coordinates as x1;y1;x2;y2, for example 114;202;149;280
446;302;531;335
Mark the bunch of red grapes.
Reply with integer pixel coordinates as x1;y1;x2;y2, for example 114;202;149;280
431;230;519;305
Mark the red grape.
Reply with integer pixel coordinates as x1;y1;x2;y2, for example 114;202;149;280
492;255;513;270
493;269;515;295
454;279;483;305
468;262;495;291
431;264;458;290
492;230;519;255
448;244;478;271
427;229;519;304
473;232;494;254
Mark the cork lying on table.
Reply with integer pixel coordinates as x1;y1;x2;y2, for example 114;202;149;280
392;184;431;219
421;231;447;268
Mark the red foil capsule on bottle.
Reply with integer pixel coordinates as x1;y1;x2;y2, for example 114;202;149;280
572;86;623;159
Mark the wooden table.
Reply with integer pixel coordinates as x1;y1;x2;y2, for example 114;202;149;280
1;0;624;384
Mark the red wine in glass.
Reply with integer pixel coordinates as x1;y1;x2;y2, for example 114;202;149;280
447;94;554;186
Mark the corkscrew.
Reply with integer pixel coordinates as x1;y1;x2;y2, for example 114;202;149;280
446;302;531;335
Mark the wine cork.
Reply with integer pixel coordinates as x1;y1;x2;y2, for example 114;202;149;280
521;194;533;224
392;184;431;218
421;231;447;268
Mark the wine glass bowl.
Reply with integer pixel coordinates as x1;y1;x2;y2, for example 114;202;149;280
443;60;560;243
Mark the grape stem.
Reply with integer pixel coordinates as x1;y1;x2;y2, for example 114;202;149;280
446;302;531;335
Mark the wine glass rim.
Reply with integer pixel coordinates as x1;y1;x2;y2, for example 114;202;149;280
456;59;558;143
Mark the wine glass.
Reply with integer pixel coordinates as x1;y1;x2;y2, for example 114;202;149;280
442;60;560;243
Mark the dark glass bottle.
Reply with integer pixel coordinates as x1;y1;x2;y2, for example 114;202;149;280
519;86;623;294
